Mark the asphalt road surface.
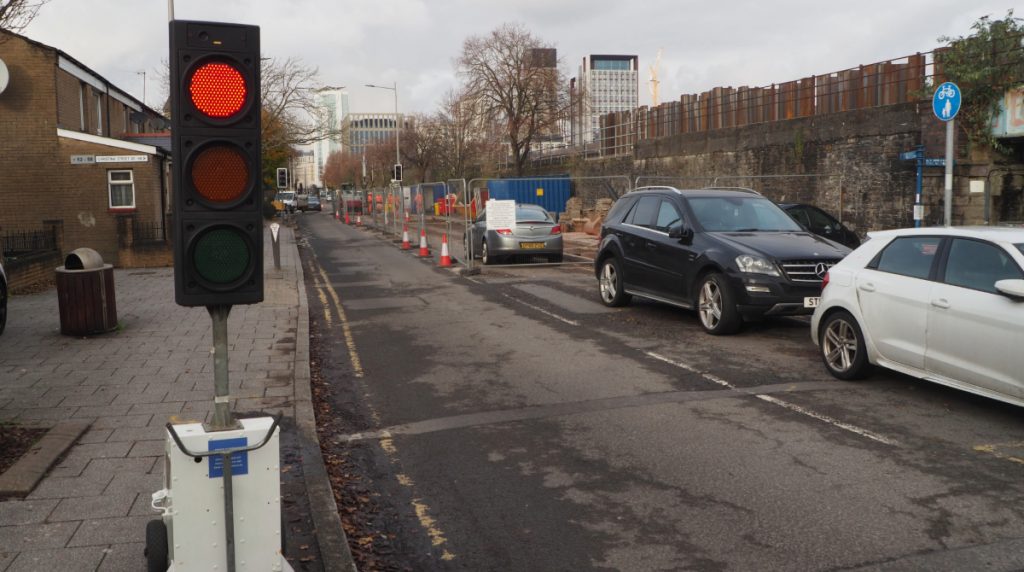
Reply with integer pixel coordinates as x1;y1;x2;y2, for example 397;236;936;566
297;210;1024;572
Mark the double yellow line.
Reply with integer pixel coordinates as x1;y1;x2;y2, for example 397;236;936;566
308;249;455;560
310;258;364;378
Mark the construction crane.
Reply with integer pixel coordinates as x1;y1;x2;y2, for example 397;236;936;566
649;48;663;107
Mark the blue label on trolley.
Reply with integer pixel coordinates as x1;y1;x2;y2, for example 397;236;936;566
208;437;248;478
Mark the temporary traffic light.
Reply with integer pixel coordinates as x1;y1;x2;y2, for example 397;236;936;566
170;20;262;307
393;163;403;182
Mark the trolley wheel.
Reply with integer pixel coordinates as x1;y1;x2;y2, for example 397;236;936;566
145;519;169;572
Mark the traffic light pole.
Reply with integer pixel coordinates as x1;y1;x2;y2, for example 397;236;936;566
207;304;239;431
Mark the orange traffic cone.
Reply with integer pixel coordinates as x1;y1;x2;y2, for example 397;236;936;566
334;210;339;220
401;225;411;250
344;211;350;224
439;233;452;267
356;215;363;227
404;211;410;224
417;229;430;258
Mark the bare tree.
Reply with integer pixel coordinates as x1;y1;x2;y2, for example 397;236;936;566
260;56;331;148
457;23;568;175
322;151;363;189
0;0;50;34
431;88;503;180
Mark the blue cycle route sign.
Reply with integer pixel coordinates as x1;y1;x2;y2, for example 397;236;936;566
932;82;961;122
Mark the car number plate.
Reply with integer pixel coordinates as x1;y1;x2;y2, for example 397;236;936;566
804;297;820;308
519;242;545;249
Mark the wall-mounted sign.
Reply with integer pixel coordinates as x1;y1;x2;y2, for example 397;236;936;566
992;86;1024;139
95;155;148;163
70;155;96;165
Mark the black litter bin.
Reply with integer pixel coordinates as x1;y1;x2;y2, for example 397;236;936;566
56;248;117;336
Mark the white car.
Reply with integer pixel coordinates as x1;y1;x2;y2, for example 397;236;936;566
811;227;1024;407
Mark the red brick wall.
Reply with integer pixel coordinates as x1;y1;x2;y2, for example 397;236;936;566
0;34;59;238
55;137;167;264
1;31;169;267
55;68;84;131
5;251;61;294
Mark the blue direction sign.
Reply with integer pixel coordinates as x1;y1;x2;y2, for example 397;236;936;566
924;158;945;167
899;149;922;161
932;82;961;121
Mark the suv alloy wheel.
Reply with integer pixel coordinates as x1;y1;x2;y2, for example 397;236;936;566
598;257;631;307
697;273;741;335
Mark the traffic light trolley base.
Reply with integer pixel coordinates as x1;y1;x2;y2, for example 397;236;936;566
147;414;293;572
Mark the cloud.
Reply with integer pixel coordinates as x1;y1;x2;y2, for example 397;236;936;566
22;0;1017;114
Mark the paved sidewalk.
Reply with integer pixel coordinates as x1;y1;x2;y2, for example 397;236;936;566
0;225;347;571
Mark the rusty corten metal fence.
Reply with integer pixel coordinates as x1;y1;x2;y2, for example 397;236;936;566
593;50;945;158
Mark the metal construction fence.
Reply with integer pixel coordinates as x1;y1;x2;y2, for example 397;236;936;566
330;170;931;264
328;176;639;270
516;47;967;165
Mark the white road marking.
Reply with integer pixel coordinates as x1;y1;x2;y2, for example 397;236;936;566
502;294;580;326
645;351;898;446
755;395;899;446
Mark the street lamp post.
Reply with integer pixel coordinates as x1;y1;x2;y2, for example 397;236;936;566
365;82;400;169
366;82;401;235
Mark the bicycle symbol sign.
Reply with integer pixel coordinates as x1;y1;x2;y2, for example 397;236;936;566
932;82;961;122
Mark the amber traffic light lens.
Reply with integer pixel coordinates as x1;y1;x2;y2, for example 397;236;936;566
189;61;247;118
191;145;249;203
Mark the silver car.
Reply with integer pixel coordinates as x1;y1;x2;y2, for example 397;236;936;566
465;204;564;264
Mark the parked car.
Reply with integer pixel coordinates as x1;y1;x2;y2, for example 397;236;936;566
465;203;563;264
780;203;861;249
307;194;322;212
274;191;297;213
0;259;6;336
595;187;851;335
339;192;363;214
811;227;1024;406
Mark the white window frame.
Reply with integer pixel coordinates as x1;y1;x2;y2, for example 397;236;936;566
94;91;103;136
108;169;135;209
78;82;86;131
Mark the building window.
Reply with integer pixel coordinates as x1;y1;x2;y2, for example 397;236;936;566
108;170;135;209
79;82;87;131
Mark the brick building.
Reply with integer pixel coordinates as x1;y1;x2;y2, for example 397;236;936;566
0;29;170;269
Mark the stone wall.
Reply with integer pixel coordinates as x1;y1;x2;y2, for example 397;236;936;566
528;103;1023;234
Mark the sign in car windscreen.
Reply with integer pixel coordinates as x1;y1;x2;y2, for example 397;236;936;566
486;200;516;230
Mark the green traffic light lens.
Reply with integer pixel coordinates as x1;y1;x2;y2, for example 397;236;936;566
193;228;251;285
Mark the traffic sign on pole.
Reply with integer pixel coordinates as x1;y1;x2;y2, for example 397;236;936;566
932;82;961;122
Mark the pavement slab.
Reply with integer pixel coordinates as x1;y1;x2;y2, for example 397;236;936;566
6;546;107;572
0;223;349;570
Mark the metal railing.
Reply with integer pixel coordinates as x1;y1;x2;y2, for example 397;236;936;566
2;228;58;257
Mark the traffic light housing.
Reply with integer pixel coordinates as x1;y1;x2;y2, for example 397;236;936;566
276;167;288;189
393;163;402;182
170;20;262;307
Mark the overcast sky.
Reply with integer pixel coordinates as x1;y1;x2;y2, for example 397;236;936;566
22;0;1016;116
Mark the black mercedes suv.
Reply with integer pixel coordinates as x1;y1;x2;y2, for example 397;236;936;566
594;187;851;335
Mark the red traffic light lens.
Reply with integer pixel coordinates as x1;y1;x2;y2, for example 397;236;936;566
189;61;247;118
191;144;249;203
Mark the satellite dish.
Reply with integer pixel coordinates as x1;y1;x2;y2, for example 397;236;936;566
0;58;9;95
